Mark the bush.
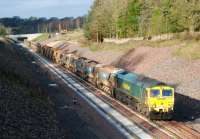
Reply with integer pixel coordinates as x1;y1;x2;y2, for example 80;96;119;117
0;24;8;36
0;26;6;36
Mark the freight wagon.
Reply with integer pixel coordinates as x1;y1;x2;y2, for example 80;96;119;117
95;66;124;95
75;57;90;78
84;60;99;83
64;53;79;72
52;44;69;63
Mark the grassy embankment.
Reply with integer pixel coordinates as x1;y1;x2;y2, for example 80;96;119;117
80;39;182;52
33;33;49;42
34;30;200;60
80;32;200;60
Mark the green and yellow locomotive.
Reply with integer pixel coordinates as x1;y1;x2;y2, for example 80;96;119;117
112;71;174;119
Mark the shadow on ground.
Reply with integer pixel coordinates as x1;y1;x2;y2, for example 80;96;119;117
111;48;145;70
173;92;200;122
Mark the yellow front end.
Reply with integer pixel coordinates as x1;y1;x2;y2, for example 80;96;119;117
146;86;174;118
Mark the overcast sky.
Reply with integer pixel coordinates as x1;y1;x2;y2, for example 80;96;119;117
0;0;93;18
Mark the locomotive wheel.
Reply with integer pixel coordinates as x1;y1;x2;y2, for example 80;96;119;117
149;112;157;120
167;115;173;120
163;113;172;120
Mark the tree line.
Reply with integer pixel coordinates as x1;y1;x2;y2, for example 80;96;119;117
84;0;200;42
0;16;85;35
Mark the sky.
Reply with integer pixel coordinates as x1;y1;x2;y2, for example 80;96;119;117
0;0;94;18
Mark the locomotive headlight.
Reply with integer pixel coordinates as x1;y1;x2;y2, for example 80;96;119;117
151;104;156;108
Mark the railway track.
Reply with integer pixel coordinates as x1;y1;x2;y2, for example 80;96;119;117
156;121;200;139
24;43;200;139
25;46;152;139
59;66;174;139
59;66;200;139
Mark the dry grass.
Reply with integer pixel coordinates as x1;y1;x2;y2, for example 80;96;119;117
175;41;200;60
33;33;49;42
80;40;138;52
81;38;200;60
33;30;200;60
145;39;182;47
62;29;84;42
80;38;182;52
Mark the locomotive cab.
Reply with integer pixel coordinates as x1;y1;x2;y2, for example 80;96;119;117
146;86;174;119
113;71;175;120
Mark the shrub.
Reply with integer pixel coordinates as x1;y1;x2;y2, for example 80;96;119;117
0;24;7;36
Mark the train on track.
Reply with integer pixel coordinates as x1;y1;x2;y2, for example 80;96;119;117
35;42;175;120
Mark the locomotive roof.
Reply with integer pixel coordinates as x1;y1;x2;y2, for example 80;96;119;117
117;71;165;88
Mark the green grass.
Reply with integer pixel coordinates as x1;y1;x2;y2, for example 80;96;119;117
33;33;49;42
81;37;200;60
